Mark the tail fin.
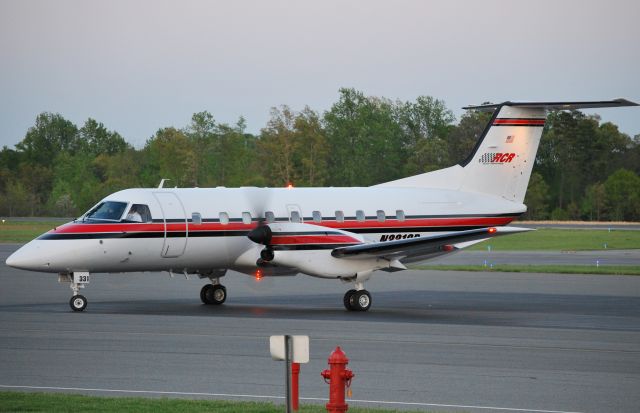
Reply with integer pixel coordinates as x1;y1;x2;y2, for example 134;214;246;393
377;99;638;203
458;104;546;202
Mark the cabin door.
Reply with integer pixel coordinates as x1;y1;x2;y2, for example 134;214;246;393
153;192;188;258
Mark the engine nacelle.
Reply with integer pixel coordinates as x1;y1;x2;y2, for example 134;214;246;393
270;249;390;279
249;222;390;279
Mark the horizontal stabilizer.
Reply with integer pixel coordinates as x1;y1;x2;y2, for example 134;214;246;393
464;99;638;112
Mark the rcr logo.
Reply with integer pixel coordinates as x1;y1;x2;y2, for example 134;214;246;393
479;152;516;164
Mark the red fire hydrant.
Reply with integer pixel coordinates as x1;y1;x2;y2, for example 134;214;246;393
321;346;355;413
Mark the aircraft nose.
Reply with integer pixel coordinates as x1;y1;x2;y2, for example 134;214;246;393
6;247;29;269
5;243;44;271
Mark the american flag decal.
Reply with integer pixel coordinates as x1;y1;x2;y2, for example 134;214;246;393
505;135;514;143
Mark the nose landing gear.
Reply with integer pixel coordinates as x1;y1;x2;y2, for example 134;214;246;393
70;294;87;312
60;272;90;312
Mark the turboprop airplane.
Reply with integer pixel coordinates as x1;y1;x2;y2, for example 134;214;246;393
6;99;637;312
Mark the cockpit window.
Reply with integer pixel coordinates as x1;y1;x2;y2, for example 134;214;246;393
124;204;152;223
84;201;128;222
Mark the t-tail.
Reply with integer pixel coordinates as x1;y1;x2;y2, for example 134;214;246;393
377;99;638;203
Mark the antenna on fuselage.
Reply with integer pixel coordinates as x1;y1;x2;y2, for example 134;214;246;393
158;178;171;188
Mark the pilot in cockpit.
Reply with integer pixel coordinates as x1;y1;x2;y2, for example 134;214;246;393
126;205;143;222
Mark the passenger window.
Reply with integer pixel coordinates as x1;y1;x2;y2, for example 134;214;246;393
265;211;275;223
312;210;322;223
290;210;301;223
356;210;365;222
219;212;229;225
242;212;252;225
335;210;344;223
125;204;152;223
396;210;405;222
376;210;385;222
191;212;202;225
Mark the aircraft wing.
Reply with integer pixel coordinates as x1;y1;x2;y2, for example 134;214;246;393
331;226;532;263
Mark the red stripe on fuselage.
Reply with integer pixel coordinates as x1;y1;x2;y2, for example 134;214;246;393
270;235;361;245
47;216;515;235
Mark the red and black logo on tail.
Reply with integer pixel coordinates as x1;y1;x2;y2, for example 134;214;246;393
479;152;516;164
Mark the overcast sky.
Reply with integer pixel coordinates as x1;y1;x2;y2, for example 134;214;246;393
1;0;638;148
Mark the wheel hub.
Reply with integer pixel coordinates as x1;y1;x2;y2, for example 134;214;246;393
358;294;370;308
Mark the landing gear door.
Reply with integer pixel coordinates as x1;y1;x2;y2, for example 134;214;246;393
153;192;188;258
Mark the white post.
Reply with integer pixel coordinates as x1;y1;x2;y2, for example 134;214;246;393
285;335;293;413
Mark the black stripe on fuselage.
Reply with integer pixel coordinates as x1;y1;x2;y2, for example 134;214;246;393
38;231;251;240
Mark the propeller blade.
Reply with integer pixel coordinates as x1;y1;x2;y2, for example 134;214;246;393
243;187;273;225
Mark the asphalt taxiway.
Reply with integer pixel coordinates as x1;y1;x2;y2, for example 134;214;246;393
1;244;639;412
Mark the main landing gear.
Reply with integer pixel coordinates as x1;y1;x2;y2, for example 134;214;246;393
200;282;227;305
343;286;372;312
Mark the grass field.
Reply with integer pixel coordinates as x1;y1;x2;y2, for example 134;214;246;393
0;221;62;243
0;391;422;413
467;228;640;251
415;264;640;275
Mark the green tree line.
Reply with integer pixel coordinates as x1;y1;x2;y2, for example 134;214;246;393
1;88;639;220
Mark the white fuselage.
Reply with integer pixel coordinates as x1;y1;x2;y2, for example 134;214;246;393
7;186;524;278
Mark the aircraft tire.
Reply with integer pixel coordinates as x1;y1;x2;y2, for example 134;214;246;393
350;290;372;312
70;294;87;312
343;289;357;310
210;285;227;305
200;284;213;304
202;284;227;305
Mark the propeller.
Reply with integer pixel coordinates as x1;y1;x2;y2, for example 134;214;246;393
243;187;273;227
244;187;276;262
